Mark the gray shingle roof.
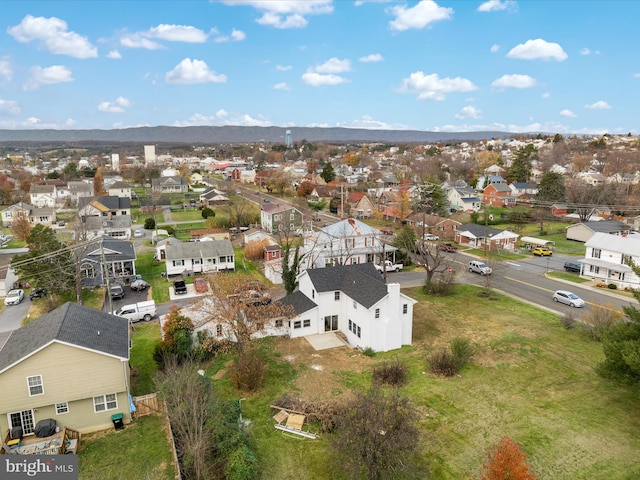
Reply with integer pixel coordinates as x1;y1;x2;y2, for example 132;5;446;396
79;195;131;210
306;263;387;308
580;220;628;233
457;223;505;238
277;290;318;315
165;239;234;260
0;302;129;373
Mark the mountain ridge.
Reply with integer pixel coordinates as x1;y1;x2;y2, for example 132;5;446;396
0;126;517;144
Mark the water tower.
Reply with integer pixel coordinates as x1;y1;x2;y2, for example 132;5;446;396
285;130;292;148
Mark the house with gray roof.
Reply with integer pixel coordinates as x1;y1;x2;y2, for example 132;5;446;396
455;223;519;251
156;238;235;276
1;202;56;228
566;220;630;243
278;263;415;352
0;302;132;434
152;176;188;193
260;203;304;234
77;236;138;287
29;184;57;208
581;232;640;289
301;218;397;269
78;196;132;239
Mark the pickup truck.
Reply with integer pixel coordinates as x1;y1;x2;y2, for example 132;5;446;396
113;300;157;323
173;280;187;295
375;260;403;273
439;243;458;253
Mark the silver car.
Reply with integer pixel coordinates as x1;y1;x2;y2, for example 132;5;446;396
552;290;585;308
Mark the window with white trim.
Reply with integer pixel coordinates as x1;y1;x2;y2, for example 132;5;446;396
303;319;311;328
334;291;340;301
173;260;184;267
375;308;380;319
294;320;302;329
55;402;69;415
94;393;118;412
403;304;408;314
27;375;44;396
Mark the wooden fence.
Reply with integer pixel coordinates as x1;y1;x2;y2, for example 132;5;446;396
132;393;162;418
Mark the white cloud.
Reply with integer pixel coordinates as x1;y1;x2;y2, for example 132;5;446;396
399;71;477;101
147;24;208;43
120;34;164;50
273;82;290;90
276;65;292;71
223;0;333;29
541;92;550;99
7;15;97;59
560;109;576;117
491;74;536;89
335;115;406;130
455;105;482;119
231;29;246;41
387;0;453;31
106;50;122;59
359;53;383;63
634;73;640;78
580;48;591;55
0;98;21;115
314;58;351;74
507;38;567;61
477;0;517;12
490;44;500;53
0;58;12;81
165;58;227;84
98;97;131;113
174;111;272;127
25;65;74;90
585;100;611;110
302;72;349;86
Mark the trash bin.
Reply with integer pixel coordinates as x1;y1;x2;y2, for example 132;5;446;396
111;413;124;430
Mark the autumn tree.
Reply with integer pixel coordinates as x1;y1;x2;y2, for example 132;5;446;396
11;210;31;241
342;151;359;167
479;437;536;480
296;181;314;197
564;178;620;221
93;171;105;196
331;387;423;480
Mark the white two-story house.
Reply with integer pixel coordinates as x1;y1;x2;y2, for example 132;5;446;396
582;232;640;289
278;263;416;353
30;184;57;208
301;218;396;269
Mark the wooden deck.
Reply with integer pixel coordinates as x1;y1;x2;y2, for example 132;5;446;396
1;427;81;455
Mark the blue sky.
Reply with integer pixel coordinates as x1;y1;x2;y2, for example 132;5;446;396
0;0;638;135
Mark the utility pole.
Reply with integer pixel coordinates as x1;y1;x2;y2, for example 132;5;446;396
101;237;113;314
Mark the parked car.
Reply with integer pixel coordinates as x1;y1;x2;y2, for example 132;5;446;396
110;285;125;299
173;280;188;295
113;300;157;323
563;261;582;273
194;277;209;293
133;229;144;238
439;243;458;253
533;247;553;256
29;288;47;300
5;289;24;306
424;233;440;241
381;228;394;235
468;261;492;275
552;290;585;308
58;221;65;227
130;279;150;291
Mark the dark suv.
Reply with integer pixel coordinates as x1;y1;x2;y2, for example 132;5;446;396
29;288;47;300
109;285;125;299
563;262;582;273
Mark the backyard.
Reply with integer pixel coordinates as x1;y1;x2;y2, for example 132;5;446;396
201;284;640;480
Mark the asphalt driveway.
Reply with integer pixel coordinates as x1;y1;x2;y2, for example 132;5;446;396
0;294;32;333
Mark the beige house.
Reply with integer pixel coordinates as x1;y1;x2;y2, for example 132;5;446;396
1;202;56;227
0;303;131;435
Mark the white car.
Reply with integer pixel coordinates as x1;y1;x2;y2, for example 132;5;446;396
5;289;25;306
553;290;585;308
133;230;144;238
424;233;440;241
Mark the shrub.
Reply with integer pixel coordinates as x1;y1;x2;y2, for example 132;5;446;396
581;303;624;341
244;239;269;261
428;348;459;377
225;445;258;480
607;283;617;290
201;207;215;219
229;348;267;392
165;225;175;235
362;347;376;357
479;437;536;480
450;337;474;367
372;359;408;387
144;217;156;230
561;312;576;329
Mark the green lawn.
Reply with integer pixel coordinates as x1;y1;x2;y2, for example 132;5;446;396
130;322;162;396
165;208;206;222
135;251;171;304
78;415;175;480
205;284;640;480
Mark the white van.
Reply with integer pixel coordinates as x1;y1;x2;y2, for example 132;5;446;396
468;261;492;275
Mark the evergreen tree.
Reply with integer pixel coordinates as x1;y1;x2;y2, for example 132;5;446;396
320;162;336;183
507;144;537;183
535;172;565;202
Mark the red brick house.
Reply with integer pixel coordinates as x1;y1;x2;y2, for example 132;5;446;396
482;183;516;207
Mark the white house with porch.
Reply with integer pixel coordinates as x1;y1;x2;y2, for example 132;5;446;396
582;232;640;289
278;263;415;353
300;218;396;269
156;238;235;276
